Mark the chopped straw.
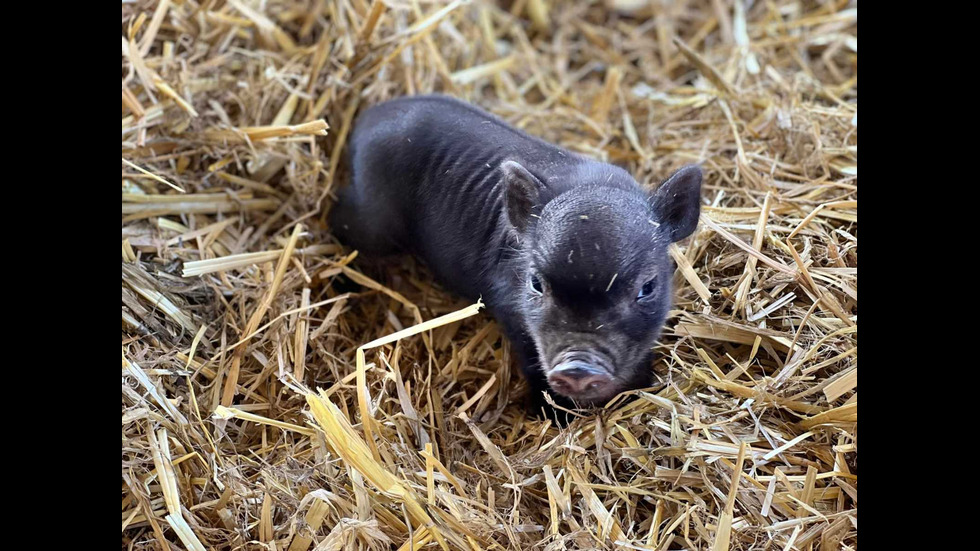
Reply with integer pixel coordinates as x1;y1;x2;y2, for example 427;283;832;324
122;1;857;549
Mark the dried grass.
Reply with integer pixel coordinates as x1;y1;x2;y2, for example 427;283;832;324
121;1;857;549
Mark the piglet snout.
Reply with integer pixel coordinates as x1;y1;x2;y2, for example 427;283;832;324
547;360;612;397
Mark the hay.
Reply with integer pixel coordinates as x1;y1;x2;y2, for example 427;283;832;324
121;0;857;549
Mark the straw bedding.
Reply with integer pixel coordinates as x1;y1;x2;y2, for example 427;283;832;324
121;1;857;549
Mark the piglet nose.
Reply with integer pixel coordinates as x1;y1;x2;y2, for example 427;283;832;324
547;361;612;396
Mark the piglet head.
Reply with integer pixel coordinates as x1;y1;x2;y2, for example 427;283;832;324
503;161;702;405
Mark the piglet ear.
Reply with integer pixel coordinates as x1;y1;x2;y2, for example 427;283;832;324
651;164;702;242
502;160;546;234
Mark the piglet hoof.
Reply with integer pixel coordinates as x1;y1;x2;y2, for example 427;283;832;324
527;390;580;427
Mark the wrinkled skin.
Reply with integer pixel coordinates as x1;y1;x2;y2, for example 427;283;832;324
331;95;702;419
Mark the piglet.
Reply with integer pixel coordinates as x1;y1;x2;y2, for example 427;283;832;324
331;95;702;416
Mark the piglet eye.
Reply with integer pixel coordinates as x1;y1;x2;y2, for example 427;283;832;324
528;274;544;296
637;278;656;300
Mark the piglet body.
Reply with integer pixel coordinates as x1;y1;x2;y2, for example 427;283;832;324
332;95;702;414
